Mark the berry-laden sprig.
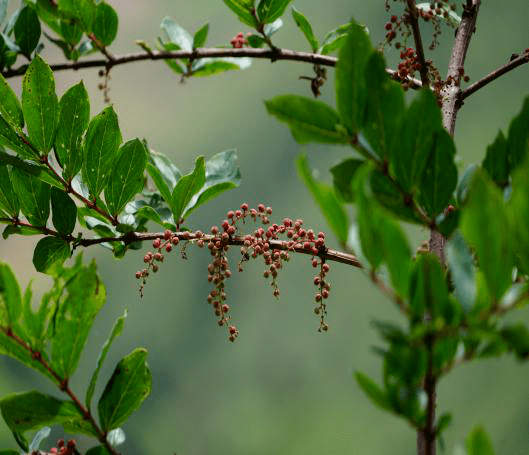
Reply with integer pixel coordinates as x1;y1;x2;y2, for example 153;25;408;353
48;439;80;455
136;203;331;341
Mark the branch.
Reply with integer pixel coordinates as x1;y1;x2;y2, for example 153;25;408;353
405;0;430;86
0;47;423;89
461;50;529;101
0;326;120;455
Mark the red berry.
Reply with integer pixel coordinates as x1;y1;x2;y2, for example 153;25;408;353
391;15;398;22
258;204;265;212
164;229;172;240
322;263;330;273
241;203;249;211
172;236;180;245
229;325;237;334
153;238;161;248
385;22;392;30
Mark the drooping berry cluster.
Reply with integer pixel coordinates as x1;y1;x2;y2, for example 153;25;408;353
230;32;250;48
47;439;79;455
137;203;332;341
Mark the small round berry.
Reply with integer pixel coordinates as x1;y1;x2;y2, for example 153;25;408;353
464;75;470;82
144;254;151;263
322;323;329;332
227;210;235;219
391;15;398;22
135;271;142;279
312;259;318;268
315;293;322;302
266;206;272;214
258;204;265;212
322;289;329;299
273;288;280;297
229;334;236;342
165;244;173;253
211;226;219;235
235;210;242;218
385;22;392;30
152;264;159;272
164;229;172;240
229;325;237;335
172;236;180;245
57;440;65;448
67;439;76;448
222;304;230;313
218;319;224;326
241;203;249;211
314;276;321;285
154;252;163;261
322;263;330;273
153;239;161;248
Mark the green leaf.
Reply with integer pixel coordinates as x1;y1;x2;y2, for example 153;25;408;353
460;170;512;302
263;18;283;36
58;0;96;32
10;167;50;226
363;51;405;160
0;391;98;441
82;105;122;198
417;129;458;217
14;6;41;57
335;20;372;135
0;151;62;189
51;259;105;378
445;231;476;312
466;426;495;455
506;96;529;172
193;23;209;48
353;164;412;296
0;114;35;159
21;56;59;155
297;153;348;245
33;237;70;274
0;165;19;217
60;20;83;46
85;447;111;455
257;0;292;23
501;324;529;360
0;73;23;128
50;187;77;235
456;163;478;206
265;95;349;144
105;139;147;216
291;6;318;51
0;262;22;328
355;372;391;412
330;158;364;202
508;160;529;273
55;81;90;180
171;156;205;223
222;0;257;28
160;17;192;52
390;90;443;193
86;311;127;410
183;149;241;218
93;2;118;46
319;23;351;55
0;451;19;455
190;57;251;77
409;253;449;323
98;348;152;431
483;130;509;187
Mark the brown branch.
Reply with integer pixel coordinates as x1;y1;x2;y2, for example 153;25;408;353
461;51;529;101
0;326;120;455
405;0;430;86
0;47;423;90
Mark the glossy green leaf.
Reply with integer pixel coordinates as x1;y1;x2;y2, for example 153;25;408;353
51;259;105;378
508;160;529;273
21;56;59;155
291;6;318;51
445;231;476;312
14;6;41;57
10;167;50;226
105;139;146;216
363;51;405;160
0;262;22;328
58;0;96;32
85;446;111;455
191;58;251;77
50;187;76;235
319;23;351;55
82;106;122;198
183;149;241;218
418;128;458;217
0;165;19;217
501;324;529;360
222;0;257;28
257;0;292;23
0;151;62;189
483;130;509;187
60;20;83;46
409;253;449;323
0;391;98;441
86;311;127;410
466;426;495;455
0;73;23;128
354;164;412;296
191;23;209;49
297;153;348;245
55;81;90;180
506;96;529;171
93;2;118;46
33;237;70;274
460;170;512;302
390;90;443;193
355;372;391;412
171;156;205;223
160;17;192;52
335;20;372;135
330;158;364;202
0;114;35;159
265;95;349;144
98;348;152;431
456;163;478;206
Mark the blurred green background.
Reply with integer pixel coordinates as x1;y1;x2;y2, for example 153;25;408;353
1;1;529;453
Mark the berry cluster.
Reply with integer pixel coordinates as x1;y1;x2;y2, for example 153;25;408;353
46;439;79;455
137;203;331;341
230;32;250;48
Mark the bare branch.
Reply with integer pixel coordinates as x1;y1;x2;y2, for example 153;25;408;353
461;51;529;101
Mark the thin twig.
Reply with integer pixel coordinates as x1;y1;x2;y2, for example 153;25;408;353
461;51;529;100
